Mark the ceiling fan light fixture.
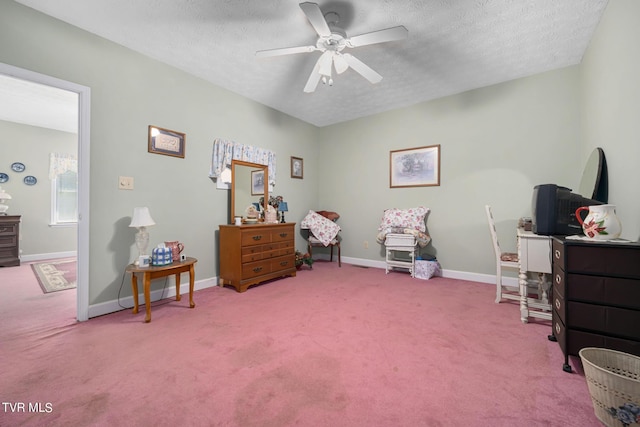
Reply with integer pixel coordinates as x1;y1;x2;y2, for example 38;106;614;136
258;2;408;93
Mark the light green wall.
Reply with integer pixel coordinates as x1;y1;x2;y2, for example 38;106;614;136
0;1;319;306
0;120;77;256
317;68;582;274
580;0;640;240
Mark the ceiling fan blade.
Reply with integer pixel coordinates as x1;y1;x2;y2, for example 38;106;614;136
347;26;408;48
256;45;316;58
303;55;324;93
299;2;331;37
333;53;349;74
317;51;333;77
342;53;382;84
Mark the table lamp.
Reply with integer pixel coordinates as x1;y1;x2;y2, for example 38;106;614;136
0;186;11;215
278;201;288;223
129;207;156;265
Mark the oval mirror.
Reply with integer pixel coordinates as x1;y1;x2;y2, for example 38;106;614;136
578;147;608;203
231;160;268;223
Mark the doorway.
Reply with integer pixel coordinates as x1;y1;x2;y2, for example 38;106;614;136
0;62;90;321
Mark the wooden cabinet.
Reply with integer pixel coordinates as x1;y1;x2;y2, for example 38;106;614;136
550;236;640;372
219;222;296;292
0;215;21;267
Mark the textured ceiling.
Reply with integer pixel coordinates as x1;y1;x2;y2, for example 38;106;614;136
11;0;609;128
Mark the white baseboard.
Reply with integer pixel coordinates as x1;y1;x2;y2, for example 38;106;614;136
325;255;519;287
21;251;77;262
88;276;218;319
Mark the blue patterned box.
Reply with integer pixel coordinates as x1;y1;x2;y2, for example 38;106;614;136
151;246;173;266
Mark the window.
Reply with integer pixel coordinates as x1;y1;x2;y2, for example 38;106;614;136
51;169;78;225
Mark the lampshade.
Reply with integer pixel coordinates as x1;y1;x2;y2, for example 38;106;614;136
277;201;288;223
129;207;156;228
0;186;11;200
0;186;11;215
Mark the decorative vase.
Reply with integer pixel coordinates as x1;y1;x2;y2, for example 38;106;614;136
164;241;185;262
575;204;622;240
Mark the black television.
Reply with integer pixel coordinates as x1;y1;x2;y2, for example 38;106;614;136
531;184;602;235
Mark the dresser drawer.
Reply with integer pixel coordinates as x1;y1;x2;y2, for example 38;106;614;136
566;329;640;358
0;247;19;258
271;228;293;243
0;223;18;236
566;274;640;310
568;301;640;340
241;230;272;246
565;244;640;278
270;255;294;272
553;288;566;324
385;233;416;247
241;260;272;279
552;314;567;356
0;234;17;248
553;265;565;299
552;239;565;271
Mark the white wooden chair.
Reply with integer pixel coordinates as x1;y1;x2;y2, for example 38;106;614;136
485;205;520;303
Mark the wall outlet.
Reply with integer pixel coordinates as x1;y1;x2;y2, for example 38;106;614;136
363;240;369;249
119;176;134;190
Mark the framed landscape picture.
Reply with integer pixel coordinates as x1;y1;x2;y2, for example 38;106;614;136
390;144;440;188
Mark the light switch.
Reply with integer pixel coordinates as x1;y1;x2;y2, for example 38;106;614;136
119;176;134;190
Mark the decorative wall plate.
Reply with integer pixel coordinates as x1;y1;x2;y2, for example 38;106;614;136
23;175;37;186
0;173;8;183
11;162;25;172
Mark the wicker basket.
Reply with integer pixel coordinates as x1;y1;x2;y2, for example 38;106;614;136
579;348;640;427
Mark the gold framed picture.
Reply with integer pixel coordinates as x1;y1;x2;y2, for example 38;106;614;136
291;156;303;179
390;144;440;188
148;125;186;158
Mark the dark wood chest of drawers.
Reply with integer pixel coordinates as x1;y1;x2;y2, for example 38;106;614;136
0;215;21;267
550;236;640;372
219;222;296;292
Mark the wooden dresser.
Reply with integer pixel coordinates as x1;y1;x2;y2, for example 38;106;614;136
0;215;21;267
219;222;296;292
550;236;640;372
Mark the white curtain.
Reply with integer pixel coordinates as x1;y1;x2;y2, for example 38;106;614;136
210;138;277;188
49;153;77;180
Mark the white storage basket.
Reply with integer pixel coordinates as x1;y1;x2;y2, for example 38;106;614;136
579;347;640;427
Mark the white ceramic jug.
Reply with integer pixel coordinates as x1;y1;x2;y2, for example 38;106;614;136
575;204;622;240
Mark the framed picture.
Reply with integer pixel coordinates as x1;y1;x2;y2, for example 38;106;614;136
148;125;186;158
291;156;303;179
251;170;265;195
390;144;440;188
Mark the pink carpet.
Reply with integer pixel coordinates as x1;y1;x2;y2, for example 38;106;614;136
0;261;600;426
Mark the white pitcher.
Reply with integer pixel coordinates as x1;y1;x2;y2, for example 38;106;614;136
575;204;622;240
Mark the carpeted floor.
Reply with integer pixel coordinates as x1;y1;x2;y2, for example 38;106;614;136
0;261;600;426
30;258;77;293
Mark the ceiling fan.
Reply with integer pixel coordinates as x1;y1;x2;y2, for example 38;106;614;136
256;2;408;93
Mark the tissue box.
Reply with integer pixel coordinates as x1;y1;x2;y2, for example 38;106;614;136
415;260;441;280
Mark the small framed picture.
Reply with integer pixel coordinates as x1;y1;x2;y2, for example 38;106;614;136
148;125;186;158
251;170;264;195
291;156;303;179
390;144;440;188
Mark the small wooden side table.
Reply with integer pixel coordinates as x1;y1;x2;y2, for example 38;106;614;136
126;257;197;323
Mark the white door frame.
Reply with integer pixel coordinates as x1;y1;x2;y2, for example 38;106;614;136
0;62;90;321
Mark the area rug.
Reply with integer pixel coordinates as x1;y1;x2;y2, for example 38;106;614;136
31;258;77;293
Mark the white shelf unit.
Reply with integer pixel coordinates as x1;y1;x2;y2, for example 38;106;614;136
384;233;418;277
